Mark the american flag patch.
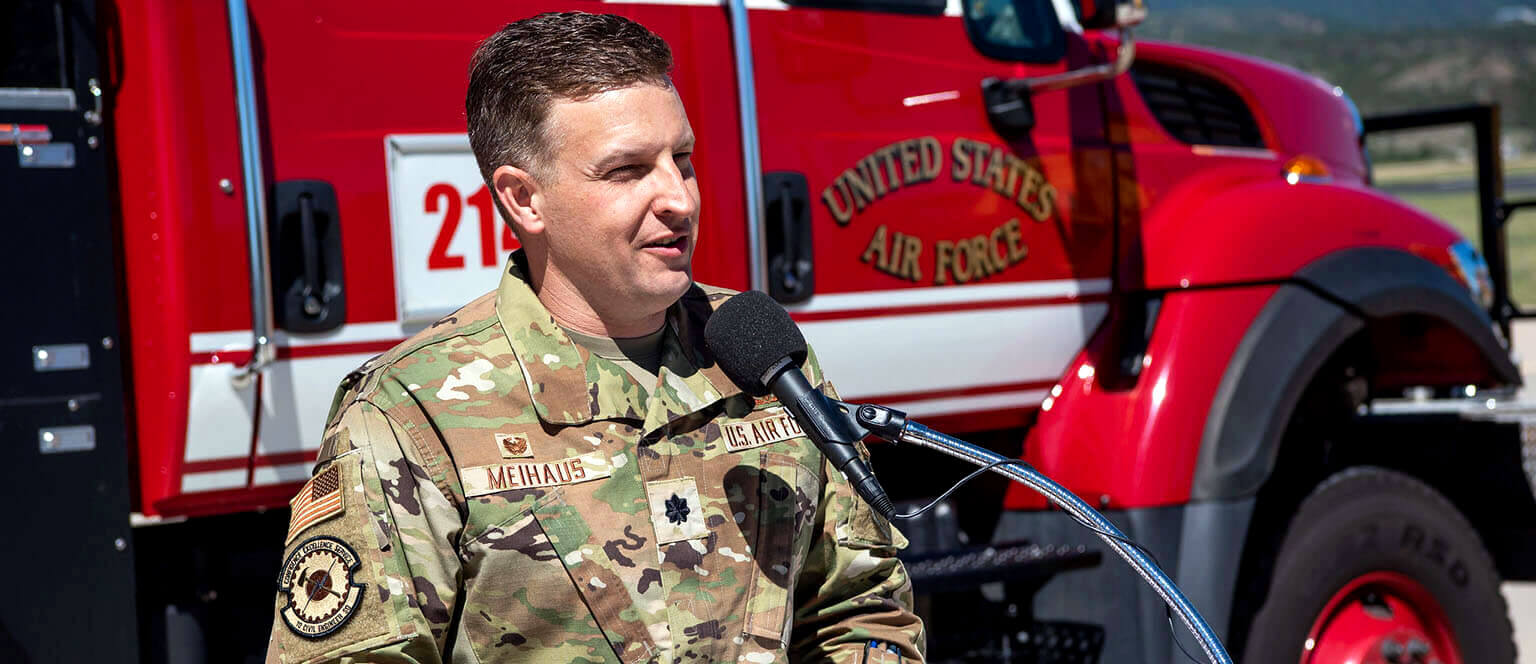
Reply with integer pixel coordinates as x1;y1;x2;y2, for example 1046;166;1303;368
285;463;344;544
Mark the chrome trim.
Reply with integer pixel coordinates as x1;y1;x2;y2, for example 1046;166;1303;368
226;0;275;387
726;0;767;293
1025;27;1137;94
39;425;97;454
1191;145;1277;160
0;87;76;111
17;142;75;168
33;344;90;371
1283;172;1333;185
83;78;103;126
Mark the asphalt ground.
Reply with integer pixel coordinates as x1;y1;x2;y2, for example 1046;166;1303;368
1507;320;1536;663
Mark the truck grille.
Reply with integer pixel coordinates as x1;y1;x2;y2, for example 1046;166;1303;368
1131;63;1265;149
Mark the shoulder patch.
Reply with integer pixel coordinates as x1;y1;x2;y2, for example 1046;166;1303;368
286;462;345;545
278;536;366;639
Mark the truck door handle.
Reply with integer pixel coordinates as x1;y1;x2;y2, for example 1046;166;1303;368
297;194;323;316
982;77;1037;141
271;180;346;332
763;172;813;303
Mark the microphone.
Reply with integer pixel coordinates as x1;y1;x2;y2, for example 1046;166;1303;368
704;290;896;520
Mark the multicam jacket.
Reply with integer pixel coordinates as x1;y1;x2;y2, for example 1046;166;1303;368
264;254;925;663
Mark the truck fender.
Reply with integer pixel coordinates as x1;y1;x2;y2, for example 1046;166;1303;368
1192;247;1519;501
1144;177;1466;291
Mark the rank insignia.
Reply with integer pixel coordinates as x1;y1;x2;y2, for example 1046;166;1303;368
278;536;366;639
495;432;533;459
647;477;706;544
664;493;690;524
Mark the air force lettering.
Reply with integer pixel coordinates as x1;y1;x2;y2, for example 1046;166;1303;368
460;451;614;497
721;407;804;452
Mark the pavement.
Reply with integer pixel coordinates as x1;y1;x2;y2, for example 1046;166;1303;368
1510;320;1536;662
1512;581;1536;662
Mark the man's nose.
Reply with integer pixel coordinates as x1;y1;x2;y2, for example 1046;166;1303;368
652;161;698;222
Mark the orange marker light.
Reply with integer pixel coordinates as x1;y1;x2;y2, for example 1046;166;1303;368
1282;155;1331;184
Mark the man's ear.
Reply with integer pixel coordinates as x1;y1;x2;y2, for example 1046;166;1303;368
492;164;545;237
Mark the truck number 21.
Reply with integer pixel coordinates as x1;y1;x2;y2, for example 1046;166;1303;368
425;182;518;270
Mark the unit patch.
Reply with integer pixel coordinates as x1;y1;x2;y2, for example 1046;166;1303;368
285;462;344;545
495;432;533;459
646;477;707;544
722;407;805;452
278;536;366;639
461;452;614;498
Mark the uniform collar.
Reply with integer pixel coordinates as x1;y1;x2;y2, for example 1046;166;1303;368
495;251;742;430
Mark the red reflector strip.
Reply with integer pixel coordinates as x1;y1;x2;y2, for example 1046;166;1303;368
0;124;53;145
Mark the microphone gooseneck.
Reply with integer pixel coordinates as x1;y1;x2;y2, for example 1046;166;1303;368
705;291;896;520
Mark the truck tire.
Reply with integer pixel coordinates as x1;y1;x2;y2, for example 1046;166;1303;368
1241;466;1514;664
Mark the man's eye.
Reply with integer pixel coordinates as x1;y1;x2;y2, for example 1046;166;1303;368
607;165;645;180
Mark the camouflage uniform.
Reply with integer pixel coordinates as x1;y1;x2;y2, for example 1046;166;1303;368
264;253;925;663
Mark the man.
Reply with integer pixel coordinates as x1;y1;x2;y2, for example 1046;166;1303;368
263;12;925;664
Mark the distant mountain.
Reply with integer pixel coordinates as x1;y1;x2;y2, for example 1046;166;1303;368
1136;2;1536;156
1143;0;1521;31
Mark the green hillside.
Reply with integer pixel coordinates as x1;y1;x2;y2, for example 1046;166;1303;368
1138;3;1536;158
1145;0;1522;31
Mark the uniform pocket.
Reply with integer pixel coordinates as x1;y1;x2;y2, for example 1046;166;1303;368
532;488;661;664
459;489;657;664
742;452;820;643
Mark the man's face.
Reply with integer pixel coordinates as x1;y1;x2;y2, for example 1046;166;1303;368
533;83;700;323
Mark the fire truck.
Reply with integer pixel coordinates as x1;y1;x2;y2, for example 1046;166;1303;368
7;0;1536;662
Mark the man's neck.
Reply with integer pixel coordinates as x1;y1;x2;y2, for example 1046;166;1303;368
535;277;667;338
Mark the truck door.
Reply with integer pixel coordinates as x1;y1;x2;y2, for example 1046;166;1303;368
750;1;1115;432
0;0;139;659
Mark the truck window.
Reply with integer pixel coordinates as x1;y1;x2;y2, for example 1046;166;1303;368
1;0;70;89
961;0;1068;63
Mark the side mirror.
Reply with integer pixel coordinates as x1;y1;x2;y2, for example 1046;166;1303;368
1076;0;1147;30
963;0;1146;94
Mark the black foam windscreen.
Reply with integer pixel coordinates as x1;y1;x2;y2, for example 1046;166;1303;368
704;290;808;396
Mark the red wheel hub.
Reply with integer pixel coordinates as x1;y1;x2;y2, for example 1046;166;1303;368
1300;571;1461;664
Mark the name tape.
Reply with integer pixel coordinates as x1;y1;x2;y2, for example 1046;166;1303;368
462;452;612;497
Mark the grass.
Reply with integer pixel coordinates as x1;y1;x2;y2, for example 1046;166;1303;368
1376;156;1536;185
1394;185;1536;307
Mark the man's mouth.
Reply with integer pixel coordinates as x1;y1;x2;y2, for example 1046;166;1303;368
642;235;689;254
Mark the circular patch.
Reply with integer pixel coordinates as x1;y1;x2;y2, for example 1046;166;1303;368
278;536;366;639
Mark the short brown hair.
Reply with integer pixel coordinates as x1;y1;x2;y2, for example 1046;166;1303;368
466;12;674;194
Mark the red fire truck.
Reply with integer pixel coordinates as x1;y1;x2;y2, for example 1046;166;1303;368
7;0;1535;662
